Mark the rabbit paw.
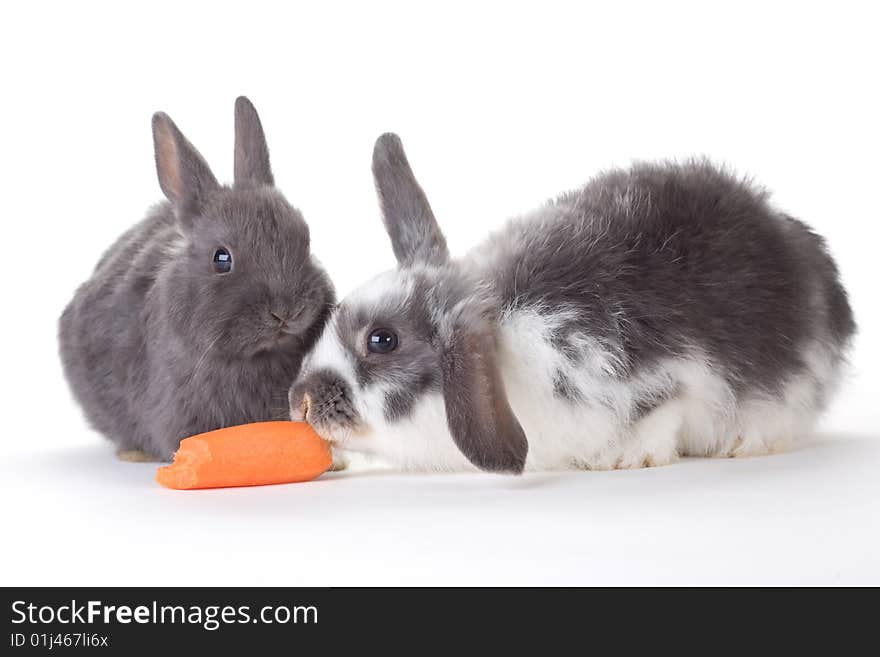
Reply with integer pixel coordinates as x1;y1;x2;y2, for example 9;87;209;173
116;449;160;463
724;434;791;458
614;399;683;469
329;448;349;472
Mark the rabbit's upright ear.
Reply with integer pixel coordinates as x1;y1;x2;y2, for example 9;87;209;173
372;133;449;267
440;315;528;474
152;112;219;216
233;96;274;188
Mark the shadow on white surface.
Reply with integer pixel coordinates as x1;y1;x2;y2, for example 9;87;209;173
2;432;878;585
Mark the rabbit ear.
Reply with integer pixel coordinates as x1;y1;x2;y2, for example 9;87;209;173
372;133;449;267
440;315;528;473
234;96;274;187
152;112;219;214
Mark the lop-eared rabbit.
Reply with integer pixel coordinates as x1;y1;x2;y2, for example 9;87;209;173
290;134;854;473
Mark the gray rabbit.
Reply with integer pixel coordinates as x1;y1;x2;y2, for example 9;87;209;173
290;134;855;473
59;97;335;461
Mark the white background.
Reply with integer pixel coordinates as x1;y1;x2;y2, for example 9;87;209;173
1;1;878;585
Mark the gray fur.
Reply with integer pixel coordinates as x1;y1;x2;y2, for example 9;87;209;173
292;134;855;474
439;300;529;472
152;112;218;220
59;98;335;460
630;384;680;423
234;96;274;188
475;160;855;397
552;369;584;403
372;134;450;267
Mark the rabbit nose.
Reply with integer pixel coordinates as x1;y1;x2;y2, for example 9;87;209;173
269;310;291;330
289;370;358;429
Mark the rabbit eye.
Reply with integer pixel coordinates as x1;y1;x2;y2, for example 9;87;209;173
212;247;232;274
367;328;398;354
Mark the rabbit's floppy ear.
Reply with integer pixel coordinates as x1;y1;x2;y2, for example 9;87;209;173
372;133;449;267
440;314;528;473
233;96;274;188
152;112;219;215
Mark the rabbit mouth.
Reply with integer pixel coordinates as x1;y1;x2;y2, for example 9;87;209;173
290;392;363;446
294;412;350;446
249;327;303;356
273;329;300;345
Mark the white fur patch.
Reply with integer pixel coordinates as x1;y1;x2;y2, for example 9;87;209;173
300;286;844;472
300;315;358;390
344;269;414;315
354;390;474;471
496;307;842;471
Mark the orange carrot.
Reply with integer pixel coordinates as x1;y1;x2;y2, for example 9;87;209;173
156;421;331;490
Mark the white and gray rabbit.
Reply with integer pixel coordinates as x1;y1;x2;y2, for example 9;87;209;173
59;97;335;461
289;134;855;473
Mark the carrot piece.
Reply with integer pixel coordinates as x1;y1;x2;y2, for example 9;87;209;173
156;421;331;490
